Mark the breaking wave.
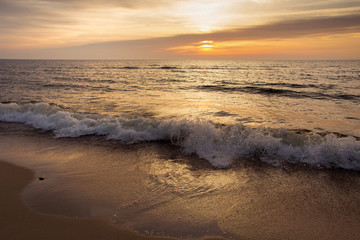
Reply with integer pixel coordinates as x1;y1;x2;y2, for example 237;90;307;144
1;102;359;170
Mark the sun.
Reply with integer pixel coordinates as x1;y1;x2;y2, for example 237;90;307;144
167;40;216;55
201;45;213;48
199;41;214;50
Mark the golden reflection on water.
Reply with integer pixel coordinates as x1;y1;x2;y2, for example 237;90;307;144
2;122;360;239
146;159;242;196
37;60;359;137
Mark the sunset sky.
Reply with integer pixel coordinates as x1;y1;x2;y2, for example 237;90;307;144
1;0;360;59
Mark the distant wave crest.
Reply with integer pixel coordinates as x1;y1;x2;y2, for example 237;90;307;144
1;102;359;170
197;85;360;102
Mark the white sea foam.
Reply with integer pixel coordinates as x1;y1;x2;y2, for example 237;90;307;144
1;102;359;169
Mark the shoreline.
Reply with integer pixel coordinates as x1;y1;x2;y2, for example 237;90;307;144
1;122;360;240
0;160;225;240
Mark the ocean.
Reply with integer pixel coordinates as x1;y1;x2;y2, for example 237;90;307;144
1;59;360;239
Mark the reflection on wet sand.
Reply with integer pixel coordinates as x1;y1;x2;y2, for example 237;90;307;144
1;122;360;239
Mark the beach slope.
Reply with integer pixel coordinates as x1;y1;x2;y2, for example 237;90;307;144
0;160;224;240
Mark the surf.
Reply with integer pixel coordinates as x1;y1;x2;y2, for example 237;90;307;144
1;102;359;170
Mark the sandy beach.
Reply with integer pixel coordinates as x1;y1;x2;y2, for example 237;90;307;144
1;2;359;236
1;121;360;240
0;160;225;240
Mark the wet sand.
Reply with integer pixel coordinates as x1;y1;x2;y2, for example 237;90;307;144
0;160;225;240
0;160;162;240
1;122;360;240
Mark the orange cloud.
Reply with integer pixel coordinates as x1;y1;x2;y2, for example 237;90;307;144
167;32;360;59
2;14;360;59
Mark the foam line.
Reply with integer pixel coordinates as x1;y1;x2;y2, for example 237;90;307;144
1;102;359;169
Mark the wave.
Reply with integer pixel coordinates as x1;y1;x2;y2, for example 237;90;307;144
197;85;360;102
1;102;359;170
99;65;277;71
262;82;335;90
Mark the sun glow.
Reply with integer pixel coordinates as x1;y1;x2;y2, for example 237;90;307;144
174;1;229;33
200;45;213;48
167;40;217;55
199;41;214;49
167;32;360;58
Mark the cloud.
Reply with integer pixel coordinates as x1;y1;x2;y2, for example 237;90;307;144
243;0;360;12
0;0;171;30
0;0;189;49
27;13;360;59
0;0;31;15
38;0;170;9
0;0;75;29
1;0;360;58
221;0;360;28
202;13;360;41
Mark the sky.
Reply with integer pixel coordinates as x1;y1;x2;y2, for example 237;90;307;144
1;0;360;59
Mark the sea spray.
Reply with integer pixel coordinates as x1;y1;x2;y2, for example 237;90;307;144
1;102;359;169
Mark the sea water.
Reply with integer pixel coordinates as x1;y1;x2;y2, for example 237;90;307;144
0;59;360;239
1;59;359;169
